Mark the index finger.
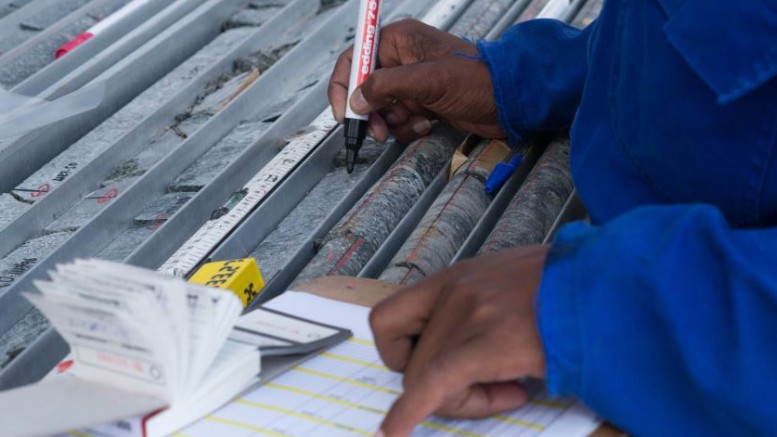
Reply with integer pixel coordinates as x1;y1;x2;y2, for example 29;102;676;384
328;46;354;124
378;346;481;437
379;351;529;437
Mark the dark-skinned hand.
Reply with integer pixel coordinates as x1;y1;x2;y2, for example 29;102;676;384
369;245;549;437
328;19;506;143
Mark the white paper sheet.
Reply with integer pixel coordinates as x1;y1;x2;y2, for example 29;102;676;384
180;292;602;437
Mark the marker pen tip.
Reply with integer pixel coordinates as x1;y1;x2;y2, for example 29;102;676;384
346;148;357;174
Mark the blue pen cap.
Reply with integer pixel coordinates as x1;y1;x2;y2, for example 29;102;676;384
484;154;523;195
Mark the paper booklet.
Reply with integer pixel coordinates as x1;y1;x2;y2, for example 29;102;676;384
0;260;351;437
0;260;601;437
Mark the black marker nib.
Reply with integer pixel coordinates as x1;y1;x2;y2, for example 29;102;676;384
346;148;357;174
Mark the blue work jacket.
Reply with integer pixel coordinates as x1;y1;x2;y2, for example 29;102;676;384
478;0;777;435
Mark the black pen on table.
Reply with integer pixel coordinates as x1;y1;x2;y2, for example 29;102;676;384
345;0;383;174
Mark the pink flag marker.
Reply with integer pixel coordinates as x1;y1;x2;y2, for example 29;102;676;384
55;0;152;59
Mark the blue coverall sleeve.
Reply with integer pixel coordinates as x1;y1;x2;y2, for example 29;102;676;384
477;20;593;144
539;204;777;435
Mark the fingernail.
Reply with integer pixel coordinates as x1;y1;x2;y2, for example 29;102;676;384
385;113;400;125
367;127;375;139
413;119;432;135
350;89;370;114
331;106;344;124
372;431;385;437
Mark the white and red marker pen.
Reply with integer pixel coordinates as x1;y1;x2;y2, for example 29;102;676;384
344;0;383;174
54;0;152;59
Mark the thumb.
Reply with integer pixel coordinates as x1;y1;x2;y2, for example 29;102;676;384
350;62;445;115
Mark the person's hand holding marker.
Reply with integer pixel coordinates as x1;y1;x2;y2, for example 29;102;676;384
368;246;549;437
328;19;507;144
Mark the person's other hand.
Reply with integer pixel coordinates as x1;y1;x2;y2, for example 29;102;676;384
328;19;506;143
369;246;548;437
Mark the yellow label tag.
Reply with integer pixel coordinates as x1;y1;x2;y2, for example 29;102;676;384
472;140;512;174
189;259;265;307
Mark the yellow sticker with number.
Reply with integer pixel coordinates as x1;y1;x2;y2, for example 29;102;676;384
189;258;265;307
